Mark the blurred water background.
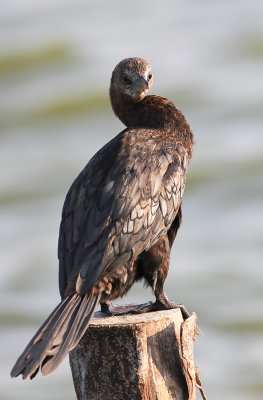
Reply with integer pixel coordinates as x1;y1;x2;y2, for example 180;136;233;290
1;0;263;399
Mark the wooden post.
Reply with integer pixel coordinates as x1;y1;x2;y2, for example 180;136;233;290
69;307;205;400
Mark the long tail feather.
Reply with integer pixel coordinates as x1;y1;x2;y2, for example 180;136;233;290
11;293;101;379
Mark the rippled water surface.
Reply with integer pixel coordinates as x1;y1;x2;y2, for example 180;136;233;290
1;1;263;399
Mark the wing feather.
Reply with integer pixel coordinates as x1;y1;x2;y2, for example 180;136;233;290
58;128;189;297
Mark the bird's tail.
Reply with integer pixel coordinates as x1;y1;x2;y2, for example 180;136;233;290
11;293;101;379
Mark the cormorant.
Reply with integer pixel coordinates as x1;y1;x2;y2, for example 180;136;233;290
11;57;194;379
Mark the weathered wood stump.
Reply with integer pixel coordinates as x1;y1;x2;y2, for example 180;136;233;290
69;307;205;400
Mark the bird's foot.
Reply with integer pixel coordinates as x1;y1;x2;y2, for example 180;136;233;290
131;299;190;320
100;300;190;320
100;302;140;316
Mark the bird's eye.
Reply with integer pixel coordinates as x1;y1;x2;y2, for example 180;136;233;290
148;73;152;81
123;75;132;85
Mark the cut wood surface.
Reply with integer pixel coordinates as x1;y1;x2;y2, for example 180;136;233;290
69;307;206;400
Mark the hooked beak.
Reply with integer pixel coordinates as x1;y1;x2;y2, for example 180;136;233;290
135;76;150;93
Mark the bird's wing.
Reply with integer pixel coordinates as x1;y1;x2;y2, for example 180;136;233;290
58;128;189;297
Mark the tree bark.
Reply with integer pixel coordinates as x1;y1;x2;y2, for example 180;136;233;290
69;307;204;400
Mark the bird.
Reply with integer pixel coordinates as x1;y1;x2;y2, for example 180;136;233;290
11;57;194;380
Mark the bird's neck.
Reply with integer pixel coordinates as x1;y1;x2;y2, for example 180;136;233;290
110;88;194;158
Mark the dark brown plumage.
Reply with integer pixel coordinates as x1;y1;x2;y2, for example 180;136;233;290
11;57;194;379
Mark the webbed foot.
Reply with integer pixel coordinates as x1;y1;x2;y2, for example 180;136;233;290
100;302;140;316
100;298;190;320
131;299;190;320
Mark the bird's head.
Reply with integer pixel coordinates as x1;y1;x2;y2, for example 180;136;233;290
110;57;153;102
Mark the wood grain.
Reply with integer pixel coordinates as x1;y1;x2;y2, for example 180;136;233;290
69;308;204;400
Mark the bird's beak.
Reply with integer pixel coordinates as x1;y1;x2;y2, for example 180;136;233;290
135;76;150;94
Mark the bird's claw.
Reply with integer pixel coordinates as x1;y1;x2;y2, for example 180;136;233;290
131;300;190;320
101;301;190;320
